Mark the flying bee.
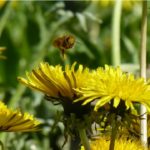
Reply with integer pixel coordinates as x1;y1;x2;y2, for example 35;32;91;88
53;35;75;58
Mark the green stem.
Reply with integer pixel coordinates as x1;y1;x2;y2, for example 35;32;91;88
111;0;122;66
0;2;12;37
140;0;147;148
0;140;4;150
140;1;147;78
109;116;117;150
8;84;25;108
78;128;90;150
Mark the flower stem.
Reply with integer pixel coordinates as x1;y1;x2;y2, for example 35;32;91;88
140;0;147;148
111;0;122;66
78;128;90;150
0;2;12;37
0;140;4;150
109;115;117;150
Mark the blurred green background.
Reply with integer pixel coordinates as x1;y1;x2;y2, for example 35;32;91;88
0;1;149;150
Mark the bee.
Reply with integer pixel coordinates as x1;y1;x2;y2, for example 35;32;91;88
53;35;75;58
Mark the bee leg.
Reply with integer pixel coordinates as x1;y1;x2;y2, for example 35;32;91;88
60;49;67;60
61;49;65;58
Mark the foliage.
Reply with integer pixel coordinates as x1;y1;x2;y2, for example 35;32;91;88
0;1;149;150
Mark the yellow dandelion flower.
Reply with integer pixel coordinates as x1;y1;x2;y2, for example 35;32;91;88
18;62;94;118
75;65;150;112
0;0;17;8
93;0;141;10
0;101;40;132
0;0;6;8
18;62;92;99
81;137;144;150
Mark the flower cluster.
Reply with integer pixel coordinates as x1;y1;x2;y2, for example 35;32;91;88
19;62;150;123
19;62;150;149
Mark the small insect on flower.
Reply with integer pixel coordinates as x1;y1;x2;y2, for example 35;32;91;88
53;35;75;58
